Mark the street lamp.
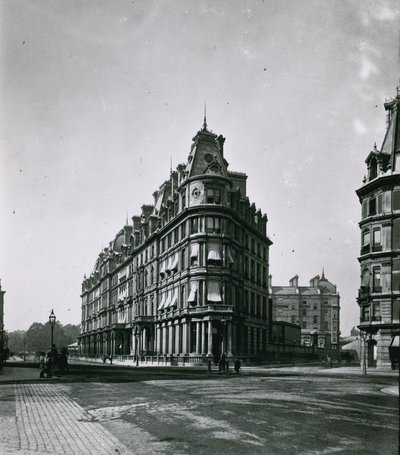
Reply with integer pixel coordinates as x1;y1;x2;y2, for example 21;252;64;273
49;309;56;349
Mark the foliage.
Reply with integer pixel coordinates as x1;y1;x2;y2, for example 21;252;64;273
6;323;80;354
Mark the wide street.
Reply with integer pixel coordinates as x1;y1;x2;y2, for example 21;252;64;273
0;363;398;455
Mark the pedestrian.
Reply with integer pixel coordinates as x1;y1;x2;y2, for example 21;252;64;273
103;354;107;364
109;354;113;365
45;352;53;378
59;348;69;374
39;354;46;378
234;358;241;374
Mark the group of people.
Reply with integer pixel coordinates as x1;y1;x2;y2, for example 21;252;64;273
39;345;69;378
218;353;242;374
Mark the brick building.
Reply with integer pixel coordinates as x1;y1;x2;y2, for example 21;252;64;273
270;272;340;354
78;120;272;361
356;89;400;369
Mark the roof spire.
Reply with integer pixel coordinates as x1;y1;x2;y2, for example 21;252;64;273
202;103;208;131
322;267;325;279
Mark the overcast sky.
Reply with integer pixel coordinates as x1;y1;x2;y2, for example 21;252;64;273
1;0;399;335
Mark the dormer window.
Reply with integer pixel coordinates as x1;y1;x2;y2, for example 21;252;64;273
369;158;377;180
206;188;221;204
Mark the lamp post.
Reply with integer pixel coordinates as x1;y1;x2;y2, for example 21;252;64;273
360;330;368;375
134;326;139;366
49;309;56;349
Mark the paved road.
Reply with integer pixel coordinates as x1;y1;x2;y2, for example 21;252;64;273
0;365;398;454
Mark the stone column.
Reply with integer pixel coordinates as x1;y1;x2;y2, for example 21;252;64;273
196;321;201;354
202;321;207;354
168;323;174;355
175;322;180;354
207;320;213;356
182;321;188;354
227;321;233;357
156;325;161;354
162;324;167;355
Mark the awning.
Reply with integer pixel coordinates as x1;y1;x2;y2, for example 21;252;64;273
207;281;222;302
208;243;221;261
160;261;166;275
190;243;199;258
169;289;178;308
188;282;198;303
389;335;400;347
163;290;171;309
170;253;178;272
157;293;166;310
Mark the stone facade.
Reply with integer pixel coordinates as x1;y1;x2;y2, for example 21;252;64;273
78;121;272;361
270;273;340;355
356;89;400;370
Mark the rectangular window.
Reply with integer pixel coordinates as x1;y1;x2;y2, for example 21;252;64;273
393;300;400;323
181;221;186;239
302;321;307;329
362;230;370;246
394;190;400;211
291;315;296;323
206;188;221;204
362;201;368;219
313;315;318;324
369;198;376;216
206;216;221;233
373;228;381;245
362;305;370;321
372;302;380;321
190;218;199;234
181;192;186;209
302;309;307;316
373;267;381;292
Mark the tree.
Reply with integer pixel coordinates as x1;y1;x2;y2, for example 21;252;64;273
6;330;26;354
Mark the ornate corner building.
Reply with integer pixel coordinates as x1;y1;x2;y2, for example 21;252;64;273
270;272;340;355
356;89;400;369
78;121;272;361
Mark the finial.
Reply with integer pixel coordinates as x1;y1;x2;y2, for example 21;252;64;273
125;212;129;226
322;267;325;279
202;103;208;131
373;142;377;151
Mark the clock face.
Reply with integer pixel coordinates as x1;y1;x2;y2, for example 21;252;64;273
192;187;201;199
204;153;213;163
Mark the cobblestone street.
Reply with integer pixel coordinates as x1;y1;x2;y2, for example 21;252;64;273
0;365;398;454
0;382;130;454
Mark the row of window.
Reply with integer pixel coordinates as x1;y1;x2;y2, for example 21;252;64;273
361;189;400;219
361;260;400;292
360;300;400;323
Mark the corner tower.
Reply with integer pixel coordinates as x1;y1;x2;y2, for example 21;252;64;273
356;88;400;370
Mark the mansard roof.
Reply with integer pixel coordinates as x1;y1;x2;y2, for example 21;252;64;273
185;124;228;179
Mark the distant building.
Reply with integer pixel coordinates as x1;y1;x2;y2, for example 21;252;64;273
356;88;400;369
270;272;340;355
79;120;272;361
